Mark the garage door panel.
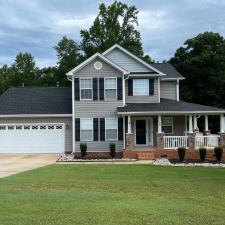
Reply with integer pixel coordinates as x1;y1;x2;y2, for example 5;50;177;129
0;124;65;153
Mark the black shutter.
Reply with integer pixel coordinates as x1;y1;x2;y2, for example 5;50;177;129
118;117;123;140
149;79;154;95
99;78;104;100
93;78;98;100
75;118;80;141
117;77;123;100
93;118;99;141
100;118;105;141
128;79;133;96
125;116;128;133
74;78;80;101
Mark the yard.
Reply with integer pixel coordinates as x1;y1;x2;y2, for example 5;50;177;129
0;164;225;225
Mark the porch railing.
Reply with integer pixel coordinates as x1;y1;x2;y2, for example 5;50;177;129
195;135;220;149
164;136;188;149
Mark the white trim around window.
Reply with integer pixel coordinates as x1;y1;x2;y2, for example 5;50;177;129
105;118;118;140
104;77;117;100
80;118;93;141
133;79;149;96
162;116;174;134
80;78;93;100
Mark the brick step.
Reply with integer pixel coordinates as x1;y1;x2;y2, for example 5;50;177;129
136;152;155;160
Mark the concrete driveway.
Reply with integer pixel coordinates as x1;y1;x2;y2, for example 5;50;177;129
0;154;58;178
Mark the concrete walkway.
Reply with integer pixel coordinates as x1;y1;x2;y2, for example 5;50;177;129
0;154;58;178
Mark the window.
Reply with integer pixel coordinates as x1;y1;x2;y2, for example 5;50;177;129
0;126;6;130
16;126;22;130
105;118;118;140
8;126;14;130
162;117;173;134
80;119;93;141
133;79;149;96
80;78;92;100
24;126;30;130
105;78;117;99
32;126;38;130
40;126;46;130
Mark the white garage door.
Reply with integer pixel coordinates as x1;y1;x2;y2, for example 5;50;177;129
0;124;65;153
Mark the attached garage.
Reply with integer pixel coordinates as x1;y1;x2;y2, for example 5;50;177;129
0;124;65;153
0;87;73;153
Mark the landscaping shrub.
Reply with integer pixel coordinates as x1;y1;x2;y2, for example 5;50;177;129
177;147;186;162
199;147;207;162
80;143;87;158
214;146;223;162
109;143;116;158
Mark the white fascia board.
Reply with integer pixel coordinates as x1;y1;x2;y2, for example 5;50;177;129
0;114;72;118
117;111;225;116
102;44;166;76
161;78;185;81
66;52;128;76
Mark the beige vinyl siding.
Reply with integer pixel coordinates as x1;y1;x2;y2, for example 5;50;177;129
160;81;177;100
104;48;152;72
74;57;123;152
125;78;159;103
0;117;72;152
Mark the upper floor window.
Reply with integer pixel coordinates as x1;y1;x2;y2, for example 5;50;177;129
104;78;117;99
80;118;93;141
162;117;173;134
133;79;149;96
105;118;118;140
80;78;92;100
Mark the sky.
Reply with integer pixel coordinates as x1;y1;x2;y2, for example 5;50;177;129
1;0;225;68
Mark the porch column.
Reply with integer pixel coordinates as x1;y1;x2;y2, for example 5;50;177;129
125;115;133;150
188;115;193;133
193;115;198;132
128;115;131;133
158;115;162;133
203;115;210;135
220;114;225;133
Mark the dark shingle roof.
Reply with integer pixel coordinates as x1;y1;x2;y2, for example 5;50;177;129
117;99;225;114
151;63;184;79
0;87;72;115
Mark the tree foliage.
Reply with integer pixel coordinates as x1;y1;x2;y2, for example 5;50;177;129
170;32;225;108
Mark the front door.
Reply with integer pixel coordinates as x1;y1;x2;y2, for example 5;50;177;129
135;120;147;145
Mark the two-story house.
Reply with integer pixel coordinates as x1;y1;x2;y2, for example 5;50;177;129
0;44;224;159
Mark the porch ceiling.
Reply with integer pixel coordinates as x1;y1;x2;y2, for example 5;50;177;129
117;99;225;115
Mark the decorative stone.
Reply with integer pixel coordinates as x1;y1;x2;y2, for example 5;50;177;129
156;132;164;150
125;133;134;150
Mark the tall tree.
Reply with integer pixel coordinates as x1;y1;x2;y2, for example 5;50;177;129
170;32;225;108
54;36;81;85
80;1;152;62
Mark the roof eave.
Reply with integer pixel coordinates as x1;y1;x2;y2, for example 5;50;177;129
117;111;225;115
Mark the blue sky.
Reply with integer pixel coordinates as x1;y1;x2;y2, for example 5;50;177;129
1;0;225;67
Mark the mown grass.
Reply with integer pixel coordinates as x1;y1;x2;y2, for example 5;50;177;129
0;164;225;225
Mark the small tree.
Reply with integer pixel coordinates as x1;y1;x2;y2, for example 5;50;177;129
214;146;223;162
177;147;186;162
199;147;207;162
109;143;116;158
80;143;87;158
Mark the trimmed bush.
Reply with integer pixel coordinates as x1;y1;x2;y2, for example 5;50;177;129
199;147;207;162
109;143;116;158
214;146;223;162
80;143;87;158
177;147;186;162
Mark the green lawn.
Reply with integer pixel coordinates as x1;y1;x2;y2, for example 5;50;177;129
0;165;225;225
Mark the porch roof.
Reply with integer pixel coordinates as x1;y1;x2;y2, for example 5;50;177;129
117;99;225;115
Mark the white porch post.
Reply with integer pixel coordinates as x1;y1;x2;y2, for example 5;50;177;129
220;114;224;133
193;115;197;130
123;116;125;149
189;115;193;133
158;115;162;133
128;115;131;133
204;115;209;131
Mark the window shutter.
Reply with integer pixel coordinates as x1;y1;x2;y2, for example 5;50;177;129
75;118;80;141
118;117;123;140
74;78;80;101
99;78;104;100
93;118;99;141
149;79;154;95
93;78;98;100
128;79;133;96
117;77;123;100
125;116;128;133
100;118;105;141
